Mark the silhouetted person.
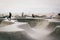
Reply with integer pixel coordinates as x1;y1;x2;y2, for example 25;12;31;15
32;14;35;18
58;13;60;16
7;12;12;21
22;12;24;17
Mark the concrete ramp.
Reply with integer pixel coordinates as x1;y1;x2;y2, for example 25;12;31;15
28;19;50;29
0;22;35;40
46;19;60;30
51;26;60;35
49;26;60;40
34;20;49;29
0;18;60;40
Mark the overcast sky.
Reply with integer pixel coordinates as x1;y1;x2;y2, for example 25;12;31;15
0;0;60;13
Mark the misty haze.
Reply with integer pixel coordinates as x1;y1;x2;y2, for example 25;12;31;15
0;0;60;40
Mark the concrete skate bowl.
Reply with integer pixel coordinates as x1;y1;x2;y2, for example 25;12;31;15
46;21;60;30
48;26;60;40
0;22;35;40
10;19;60;40
0;20;14;27
28;19;49;28
0;19;59;40
28;19;44;27
18;23;35;33
17;20;60;40
15;18;43;27
16;18;49;28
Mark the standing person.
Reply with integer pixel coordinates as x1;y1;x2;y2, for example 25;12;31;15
32;14;35;18
22;12;24;17
7;12;12;21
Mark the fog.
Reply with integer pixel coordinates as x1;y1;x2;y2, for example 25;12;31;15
0;0;60;13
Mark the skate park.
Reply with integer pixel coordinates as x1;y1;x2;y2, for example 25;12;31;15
0;13;60;40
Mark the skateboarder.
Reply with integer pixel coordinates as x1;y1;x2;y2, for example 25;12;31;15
7;12;12;21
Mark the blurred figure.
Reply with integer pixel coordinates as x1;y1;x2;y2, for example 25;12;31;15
58;13;60;16
7;12;12;21
22;12;24;17
32;14;35;18
54;13;60;19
